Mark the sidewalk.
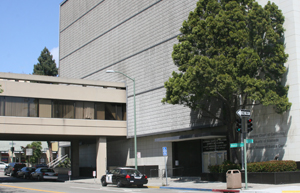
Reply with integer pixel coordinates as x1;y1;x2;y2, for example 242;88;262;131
58;175;300;193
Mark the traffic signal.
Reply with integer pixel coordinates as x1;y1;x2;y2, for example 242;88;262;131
247;118;253;133
236;118;242;133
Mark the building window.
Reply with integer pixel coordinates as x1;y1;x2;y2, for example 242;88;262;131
0;96;38;117
104;103;126;120
0;96;126;121
75;102;95;119
52;100;75;118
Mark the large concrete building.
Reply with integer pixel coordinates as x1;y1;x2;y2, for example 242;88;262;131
58;0;299;176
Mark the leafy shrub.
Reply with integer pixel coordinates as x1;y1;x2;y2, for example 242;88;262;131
247;160;297;172
209;160;297;173
57;157;71;168
208;160;241;173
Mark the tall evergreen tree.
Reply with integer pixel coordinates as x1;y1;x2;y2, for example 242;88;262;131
33;47;58;76
33;47;58;162
162;0;291;161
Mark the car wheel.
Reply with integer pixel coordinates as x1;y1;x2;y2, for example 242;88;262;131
37;176;42;181
10;171;13;177
117;179;122;188
101;179;107;187
23;174;26;179
137;184;143;188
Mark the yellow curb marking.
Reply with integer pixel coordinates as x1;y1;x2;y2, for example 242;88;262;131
146;186;160;189
0;184;65;193
282;191;300;193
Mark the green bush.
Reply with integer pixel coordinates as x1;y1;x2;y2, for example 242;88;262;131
208;160;241;173
57;157;71;168
247;160;297;172
208;160;297;173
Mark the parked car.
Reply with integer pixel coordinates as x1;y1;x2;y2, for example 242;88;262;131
4;163;26;177
0;162;8;171
35;164;48;168
17;167;36;179
101;167;148;188
31;168;58;181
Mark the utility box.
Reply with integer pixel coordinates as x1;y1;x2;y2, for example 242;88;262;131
226;170;242;189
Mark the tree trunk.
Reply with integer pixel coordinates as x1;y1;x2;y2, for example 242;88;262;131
47;141;53;163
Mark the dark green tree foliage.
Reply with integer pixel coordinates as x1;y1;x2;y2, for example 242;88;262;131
162;0;291;159
33;47;58;76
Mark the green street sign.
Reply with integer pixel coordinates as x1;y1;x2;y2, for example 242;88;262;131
246;139;254;143
230;143;244;148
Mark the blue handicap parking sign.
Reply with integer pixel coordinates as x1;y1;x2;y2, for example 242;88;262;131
162;147;167;156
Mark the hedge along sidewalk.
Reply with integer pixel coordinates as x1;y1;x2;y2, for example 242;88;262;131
208;160;297;173
247;160;297;172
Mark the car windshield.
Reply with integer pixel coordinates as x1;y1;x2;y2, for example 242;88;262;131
28;168;35;171
14;164;26;168
40;169;54;172
122;169;141;175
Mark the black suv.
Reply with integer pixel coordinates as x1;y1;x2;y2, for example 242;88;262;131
4;163;26;177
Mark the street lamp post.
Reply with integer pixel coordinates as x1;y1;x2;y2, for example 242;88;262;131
106;70;137;169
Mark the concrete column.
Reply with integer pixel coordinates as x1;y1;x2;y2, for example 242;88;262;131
96;137;107;179
71;140;80;177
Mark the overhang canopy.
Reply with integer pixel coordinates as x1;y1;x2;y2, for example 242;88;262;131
154;132;226;142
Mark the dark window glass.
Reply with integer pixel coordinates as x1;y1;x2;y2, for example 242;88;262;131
125;169;141;175
28;98;38;117
41;169;54;172
5;97;28;116
52;100;74;118
0;96;4;116
105;103;126;120
95;103;105;120
3;97;38;117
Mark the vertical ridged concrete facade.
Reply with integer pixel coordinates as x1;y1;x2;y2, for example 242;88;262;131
59;0;300;171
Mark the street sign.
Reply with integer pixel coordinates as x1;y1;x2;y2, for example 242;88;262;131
162;147;167;156
230;143;244;148
236;109;251;117
26;148;33;156
246;139;253;143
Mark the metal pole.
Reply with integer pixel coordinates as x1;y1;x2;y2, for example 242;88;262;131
11;141;13;163
133;79;137;169
241;134;244;170
107;70;137;169
244;138;248;189
239;96;244;170
164;156;168;186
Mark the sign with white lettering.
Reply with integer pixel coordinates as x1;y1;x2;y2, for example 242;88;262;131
236;109;251;117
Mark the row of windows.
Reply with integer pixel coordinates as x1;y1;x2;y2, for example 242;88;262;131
0;96;126;121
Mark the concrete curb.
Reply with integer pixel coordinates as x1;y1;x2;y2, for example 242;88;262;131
148;186;240;192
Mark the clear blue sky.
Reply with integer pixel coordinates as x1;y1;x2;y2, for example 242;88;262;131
0;0;62;75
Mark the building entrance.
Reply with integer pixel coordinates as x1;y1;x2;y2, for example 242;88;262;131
172;140;201;176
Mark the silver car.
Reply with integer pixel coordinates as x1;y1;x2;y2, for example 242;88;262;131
0;162;8;171
31;168;58;181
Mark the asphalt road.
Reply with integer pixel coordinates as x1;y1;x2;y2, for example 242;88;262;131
0;172;213;193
